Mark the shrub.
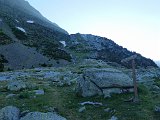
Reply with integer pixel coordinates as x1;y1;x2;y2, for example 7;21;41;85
18;91;30;99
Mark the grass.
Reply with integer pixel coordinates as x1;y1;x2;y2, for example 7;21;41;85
0;76;160;120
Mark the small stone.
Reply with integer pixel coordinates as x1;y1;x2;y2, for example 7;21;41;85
44;106;59;113
78;106;86;113
34;89;44;95
155;106;160;112
104;108;110;112
152;85;160;91
6;94;16;99
109;116;118;120
20;110;30;117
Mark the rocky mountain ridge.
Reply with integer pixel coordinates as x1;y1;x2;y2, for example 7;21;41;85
68;33;157;68
0;0;158;71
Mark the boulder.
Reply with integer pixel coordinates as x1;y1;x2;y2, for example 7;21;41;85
7;80;26;91
76;68;133;97
20;112;67;120
0;106;20;120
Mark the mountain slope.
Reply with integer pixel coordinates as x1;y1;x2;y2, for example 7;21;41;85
0;0;71;71
0;0;158;71
68;33;157;68
0;0;67;34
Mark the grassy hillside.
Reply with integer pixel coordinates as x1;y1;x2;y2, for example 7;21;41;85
0;64;160;120
0;76;160;120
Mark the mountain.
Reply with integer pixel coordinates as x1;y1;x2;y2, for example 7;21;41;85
0;0;67;34
68;33;158;68
0;0;158;71
0;0;71;71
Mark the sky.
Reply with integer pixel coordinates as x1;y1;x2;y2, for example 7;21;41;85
26;0;160;61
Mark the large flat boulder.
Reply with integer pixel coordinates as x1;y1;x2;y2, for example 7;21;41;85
76;68;133;97
20;112;67;120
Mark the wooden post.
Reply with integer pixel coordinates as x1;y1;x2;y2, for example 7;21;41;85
132;59;139;102
121;55;139;103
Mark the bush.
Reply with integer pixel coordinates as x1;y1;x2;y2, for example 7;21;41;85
18;91;30;99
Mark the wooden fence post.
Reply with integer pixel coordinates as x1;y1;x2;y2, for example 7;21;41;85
132;59;139;102
121;55;139;103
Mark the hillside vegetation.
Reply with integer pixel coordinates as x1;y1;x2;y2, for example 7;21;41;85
0;60;160;120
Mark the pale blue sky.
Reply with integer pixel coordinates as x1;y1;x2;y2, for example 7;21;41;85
26;0;160;61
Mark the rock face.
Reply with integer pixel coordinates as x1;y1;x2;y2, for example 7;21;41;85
0;106;20;120
7;80;26;91
20;112;67;120
69;33;158;68
76;68;133;97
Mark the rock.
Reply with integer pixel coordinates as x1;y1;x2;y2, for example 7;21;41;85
78;106;86;113
79;101;103;106
76;68;133;97
20;112;67;120
151;85;160;92
109;116;118;120
7;80;26;91
51;71;75;87
80;59;109;68
103;88;122;98
43;106;59;113
20;110;30;117
0;106;20;120
26;82;37;89
34;89;45;95
6;94;16;99
44;72;61;79
154;106;160;112
104;108;110;112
